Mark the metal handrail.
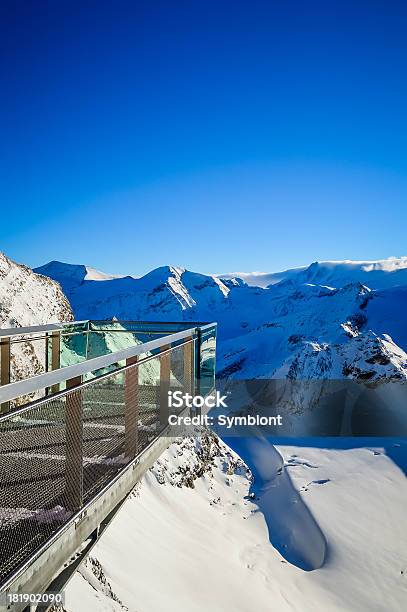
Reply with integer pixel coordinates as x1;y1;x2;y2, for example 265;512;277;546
196;323;218;331
89;319;215;326
0;326;201;405
0;323;63;339
2;329;168;344
0;320;217;343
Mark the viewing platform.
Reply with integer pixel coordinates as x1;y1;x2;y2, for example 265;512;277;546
0;320;216;610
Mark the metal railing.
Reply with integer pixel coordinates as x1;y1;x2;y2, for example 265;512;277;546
0;320;217;412
0;322;216;593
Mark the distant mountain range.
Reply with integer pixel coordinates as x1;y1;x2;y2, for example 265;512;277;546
34;257;407;382
218;257;407;288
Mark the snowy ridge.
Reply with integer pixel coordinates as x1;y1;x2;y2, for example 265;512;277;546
34;262;234;324
0;252;73;382
0;253;73;328
219;256;407;288
84;267;124;281
218;265;308;287
34;261;127;291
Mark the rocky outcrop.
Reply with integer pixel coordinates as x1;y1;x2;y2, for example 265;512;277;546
0;251;73;382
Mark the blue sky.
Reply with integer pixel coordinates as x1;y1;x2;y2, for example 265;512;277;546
1;0;406;276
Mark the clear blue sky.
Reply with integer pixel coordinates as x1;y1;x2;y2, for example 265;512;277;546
1;0;406;276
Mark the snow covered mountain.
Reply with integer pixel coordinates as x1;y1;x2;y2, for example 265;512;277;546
0;252;73;381
34;262;236;326
34;260;126;293
0;253;73;329
218;280;407;381
219;257;407;288
35;258;407;382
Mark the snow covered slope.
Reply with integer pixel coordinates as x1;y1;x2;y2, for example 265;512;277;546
64;433;407;612
0;252;73;381
218;281;407;381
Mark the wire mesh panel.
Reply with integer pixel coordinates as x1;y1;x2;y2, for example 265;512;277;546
0;396;69;583
0;338;197;587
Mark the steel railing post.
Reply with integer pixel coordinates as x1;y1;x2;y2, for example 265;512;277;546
85;322;90;360
51;331;61;394
0;337;10;413
65;376;83;512
159;345;171;428
183;338;194;395
125;356;139;459
196;327;202;398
